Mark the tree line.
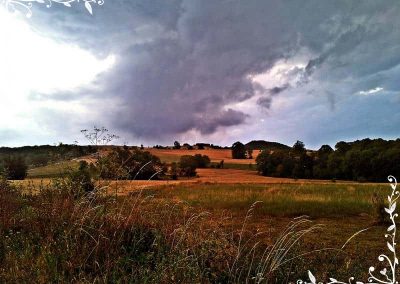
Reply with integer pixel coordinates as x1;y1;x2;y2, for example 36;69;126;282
254;138;400;182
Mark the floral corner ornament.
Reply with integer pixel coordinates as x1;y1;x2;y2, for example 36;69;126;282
297;175;399;284
1;0;104;17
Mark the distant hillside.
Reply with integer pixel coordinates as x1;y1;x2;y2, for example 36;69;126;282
0;145;96;167
245;140;290;151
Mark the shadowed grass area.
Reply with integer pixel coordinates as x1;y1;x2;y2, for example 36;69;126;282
152;183;385;218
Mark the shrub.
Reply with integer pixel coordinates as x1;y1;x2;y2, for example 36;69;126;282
97;148;165;180
1;155;28;180
231;141;246;159
178;155;198;177
193;154;211;168
176;154;210;177
70;161;94;195
170;162;178;180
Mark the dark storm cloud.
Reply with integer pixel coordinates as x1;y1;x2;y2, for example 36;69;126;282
26;0;400;143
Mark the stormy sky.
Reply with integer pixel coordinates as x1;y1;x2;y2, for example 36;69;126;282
1;0;400;148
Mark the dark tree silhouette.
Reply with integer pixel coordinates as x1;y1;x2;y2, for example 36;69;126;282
232;141;246;159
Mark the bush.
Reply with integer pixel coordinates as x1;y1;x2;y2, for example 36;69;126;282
1;156;28;180
97;148;165;180
178;155;198;177
193;154;211;168
231;141;246;159
70;161;94;195
177;154;211;177
170;162;178;180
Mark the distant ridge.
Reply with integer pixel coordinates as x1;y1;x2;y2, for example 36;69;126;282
245;140;290;150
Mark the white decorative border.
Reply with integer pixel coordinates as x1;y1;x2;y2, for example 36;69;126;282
297;175;399;284
1;0;104;17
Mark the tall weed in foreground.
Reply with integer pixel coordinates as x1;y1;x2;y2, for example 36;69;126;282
0;176;323;283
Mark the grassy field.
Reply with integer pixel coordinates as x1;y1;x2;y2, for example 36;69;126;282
11;154;397;282
27;160;79;178
148;183;384;218
6;175;394;282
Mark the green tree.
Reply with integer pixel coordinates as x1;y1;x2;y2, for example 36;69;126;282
193;154;211;168
232;141;246;159
178;155;198;177
97;148;165;180
335;141;350;154
174;141;181;149
292;140;306;154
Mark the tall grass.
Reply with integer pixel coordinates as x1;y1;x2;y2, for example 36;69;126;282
0;176;389;283
153;183;385;218
0;176;327;283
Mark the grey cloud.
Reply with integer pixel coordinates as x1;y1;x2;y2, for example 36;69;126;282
257;84;289;109
257;97;273;109
269;84;289;95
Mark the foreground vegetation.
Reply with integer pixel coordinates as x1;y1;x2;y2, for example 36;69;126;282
1;174;396;283
0;178;317;283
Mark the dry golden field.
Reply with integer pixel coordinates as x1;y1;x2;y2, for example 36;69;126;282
146;148;262;164
14;160;395;282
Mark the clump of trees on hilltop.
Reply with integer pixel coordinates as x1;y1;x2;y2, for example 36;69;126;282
232;141;253;159
256;138;400;182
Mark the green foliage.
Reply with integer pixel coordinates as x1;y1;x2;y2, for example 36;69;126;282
173;141;181;149
256;138;400;181
170;162;178;180
70;161;94;195
245;140;290;151
0;144;96;168
97;148;165;180
1;155;28;180
178;155;198;177
193;154;211;168
292;140;306;154
232;141;246;159
176;154;211;177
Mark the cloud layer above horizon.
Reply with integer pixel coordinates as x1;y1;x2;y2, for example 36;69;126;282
1;0;400;148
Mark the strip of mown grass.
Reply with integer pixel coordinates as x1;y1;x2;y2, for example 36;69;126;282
152;183;386;218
